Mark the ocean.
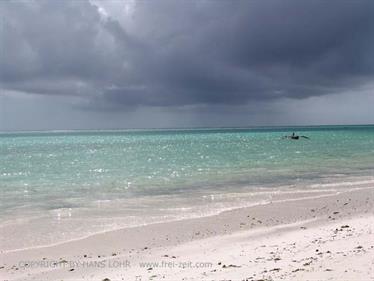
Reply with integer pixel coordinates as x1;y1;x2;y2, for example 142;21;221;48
1;125;374;250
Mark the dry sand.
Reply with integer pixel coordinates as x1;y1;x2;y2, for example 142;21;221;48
1;186;373;281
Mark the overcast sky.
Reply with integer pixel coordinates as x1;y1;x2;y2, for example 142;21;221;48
1;0;373;131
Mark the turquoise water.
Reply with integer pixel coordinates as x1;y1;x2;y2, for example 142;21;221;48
1;125;374;249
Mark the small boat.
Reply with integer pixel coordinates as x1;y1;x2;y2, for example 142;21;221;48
283;132;309;140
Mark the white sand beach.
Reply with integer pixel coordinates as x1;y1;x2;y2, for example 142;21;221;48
1;185;373;281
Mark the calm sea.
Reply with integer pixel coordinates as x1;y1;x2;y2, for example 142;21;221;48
1;125;374;250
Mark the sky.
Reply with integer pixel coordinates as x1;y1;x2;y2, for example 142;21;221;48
0;0;374;131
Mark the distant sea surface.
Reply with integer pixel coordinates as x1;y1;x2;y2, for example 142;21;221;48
1;125;374;250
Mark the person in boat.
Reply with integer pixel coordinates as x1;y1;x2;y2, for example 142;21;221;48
291;132;299;139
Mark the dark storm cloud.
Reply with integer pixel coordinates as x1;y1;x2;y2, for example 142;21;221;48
1;0;373;109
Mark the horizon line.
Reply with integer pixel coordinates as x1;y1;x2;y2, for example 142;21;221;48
1;123;374;134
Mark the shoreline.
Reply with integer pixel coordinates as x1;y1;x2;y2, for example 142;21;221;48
1;185;373;280
1;183;368;254
2;175;374;253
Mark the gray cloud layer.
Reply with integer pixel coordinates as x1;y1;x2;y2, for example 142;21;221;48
1;0;374;111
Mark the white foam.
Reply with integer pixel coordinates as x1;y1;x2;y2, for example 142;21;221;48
310;179;374;188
